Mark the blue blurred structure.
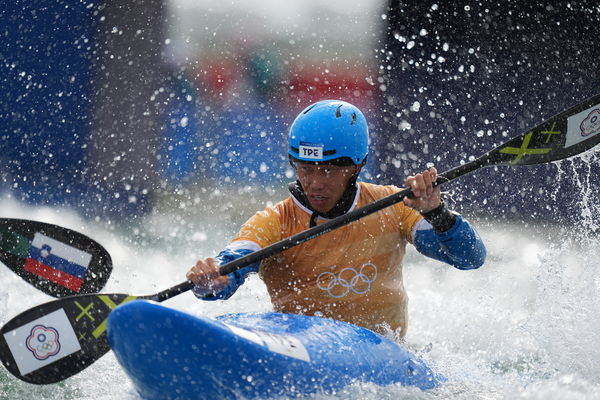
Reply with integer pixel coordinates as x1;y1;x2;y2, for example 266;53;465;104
0;0;96;205
1;0;167;220
214;102;289;185
161;77;204;185
375;1;600;222
211;48;290;186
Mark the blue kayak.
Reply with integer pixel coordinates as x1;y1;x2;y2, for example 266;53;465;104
107;301;442;399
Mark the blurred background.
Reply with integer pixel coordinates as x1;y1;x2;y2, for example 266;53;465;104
2;2;600;399
1;0;599;224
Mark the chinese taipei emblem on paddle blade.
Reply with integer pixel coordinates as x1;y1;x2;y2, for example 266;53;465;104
0;293;136;384
3;309;81;377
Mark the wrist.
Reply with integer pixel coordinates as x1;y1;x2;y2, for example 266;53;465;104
421;201;457;232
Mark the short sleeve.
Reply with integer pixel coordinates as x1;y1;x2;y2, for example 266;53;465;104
232;206;283;248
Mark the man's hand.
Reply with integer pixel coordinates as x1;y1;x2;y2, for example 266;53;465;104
403;167;441;213
186;257;230;297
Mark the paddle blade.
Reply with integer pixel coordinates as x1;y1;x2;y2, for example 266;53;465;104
485;93;600;167
0;293;138;384
0;218;112;297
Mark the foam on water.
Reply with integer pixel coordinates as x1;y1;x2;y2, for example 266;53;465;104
1;162;599;399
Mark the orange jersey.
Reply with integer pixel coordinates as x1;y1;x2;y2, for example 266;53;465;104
232;182;423;336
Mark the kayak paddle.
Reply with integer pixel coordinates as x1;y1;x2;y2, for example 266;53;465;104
1;93;599;384
0;218;112;298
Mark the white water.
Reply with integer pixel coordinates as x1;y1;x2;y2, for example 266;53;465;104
1;172;599;399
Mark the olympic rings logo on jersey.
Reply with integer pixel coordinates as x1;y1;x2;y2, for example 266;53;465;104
316;263;378;298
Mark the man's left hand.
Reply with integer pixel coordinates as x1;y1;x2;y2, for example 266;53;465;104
403;167;441;213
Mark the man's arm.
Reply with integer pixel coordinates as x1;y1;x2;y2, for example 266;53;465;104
192;241;262;300
402;167;486;269
187;205;282;300
412;214;486;270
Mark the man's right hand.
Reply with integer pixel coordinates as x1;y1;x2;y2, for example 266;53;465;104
186;257;230;297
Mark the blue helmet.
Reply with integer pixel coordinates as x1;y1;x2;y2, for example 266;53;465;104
288;100;368;165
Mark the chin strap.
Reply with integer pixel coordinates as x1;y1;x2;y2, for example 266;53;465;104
288;176;359;227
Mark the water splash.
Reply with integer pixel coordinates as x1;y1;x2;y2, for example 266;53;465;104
2;177;600;399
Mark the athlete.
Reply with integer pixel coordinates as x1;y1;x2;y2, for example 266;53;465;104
187;100;486;337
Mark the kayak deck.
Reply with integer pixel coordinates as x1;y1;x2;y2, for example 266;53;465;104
107;301;442;399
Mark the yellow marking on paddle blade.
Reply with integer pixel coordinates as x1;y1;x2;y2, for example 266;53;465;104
540;122;561;143
92;295;138;338
499;132;552;164
75;301;95;322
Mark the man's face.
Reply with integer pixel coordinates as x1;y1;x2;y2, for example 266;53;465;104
296;161;359;213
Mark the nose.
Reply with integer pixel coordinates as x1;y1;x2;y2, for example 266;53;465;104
304;170;328;191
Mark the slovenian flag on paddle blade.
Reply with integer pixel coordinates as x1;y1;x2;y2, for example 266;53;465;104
24;233;92;292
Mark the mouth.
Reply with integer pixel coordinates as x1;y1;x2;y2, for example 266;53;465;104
308;194;329;209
